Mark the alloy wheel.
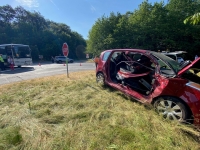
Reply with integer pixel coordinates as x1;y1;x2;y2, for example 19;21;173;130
96;73;105;86
154;98;185;121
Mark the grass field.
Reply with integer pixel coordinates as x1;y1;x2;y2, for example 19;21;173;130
0;70;200;150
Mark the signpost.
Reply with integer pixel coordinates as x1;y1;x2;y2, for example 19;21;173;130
62;43;69;77
38;55;43;66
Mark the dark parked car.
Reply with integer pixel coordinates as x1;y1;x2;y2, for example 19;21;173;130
96;49;200;126
54;56;74;63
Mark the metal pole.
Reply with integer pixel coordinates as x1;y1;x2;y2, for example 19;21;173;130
66;59;69;77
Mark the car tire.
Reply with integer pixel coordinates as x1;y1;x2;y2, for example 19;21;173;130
154;97;190;122
96;72;106;86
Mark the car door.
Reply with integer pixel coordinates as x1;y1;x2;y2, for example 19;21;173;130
97;51;112;82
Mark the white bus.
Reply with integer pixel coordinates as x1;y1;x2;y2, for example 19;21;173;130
0;44;33;67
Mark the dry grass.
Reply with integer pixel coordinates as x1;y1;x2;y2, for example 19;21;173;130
0;70;200;150
86;59;95;63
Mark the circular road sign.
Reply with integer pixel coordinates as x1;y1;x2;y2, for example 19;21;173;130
62;43;69;56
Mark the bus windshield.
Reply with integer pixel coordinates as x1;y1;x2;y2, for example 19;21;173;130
12;45;31;58
0;44;31;58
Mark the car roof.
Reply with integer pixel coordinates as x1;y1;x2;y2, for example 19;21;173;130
164;51;187;55
0;44;29;47
103;49;151;54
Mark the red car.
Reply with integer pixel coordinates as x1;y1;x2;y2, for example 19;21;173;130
96;49;200;126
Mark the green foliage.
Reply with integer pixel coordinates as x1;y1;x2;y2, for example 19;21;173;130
0;5;86;60
87;12;123;56
184;13;200;25
87;0;200;57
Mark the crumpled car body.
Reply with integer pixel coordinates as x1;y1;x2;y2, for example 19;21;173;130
96;49;200;126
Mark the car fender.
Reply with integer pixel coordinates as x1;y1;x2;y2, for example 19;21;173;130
179;83;200;124
152;77;200;124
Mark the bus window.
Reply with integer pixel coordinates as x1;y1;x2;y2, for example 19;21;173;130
6;46;12;57
13;46;19;58
0;44;33;67
0;46;7;59
12;45;31;58
0;46;6;55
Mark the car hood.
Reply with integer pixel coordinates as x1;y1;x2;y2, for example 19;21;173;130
178;57;200;76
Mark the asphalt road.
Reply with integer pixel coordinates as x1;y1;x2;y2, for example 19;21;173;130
0;61;96;85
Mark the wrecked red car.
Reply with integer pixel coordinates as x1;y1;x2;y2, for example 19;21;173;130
96;49;200;125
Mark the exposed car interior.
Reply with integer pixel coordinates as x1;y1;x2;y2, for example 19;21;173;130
109;51;155;95
153;58;176;77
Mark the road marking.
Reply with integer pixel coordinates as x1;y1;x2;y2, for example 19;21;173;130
0;63;95;85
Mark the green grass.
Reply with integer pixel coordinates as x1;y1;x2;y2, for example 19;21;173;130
0;71;200;150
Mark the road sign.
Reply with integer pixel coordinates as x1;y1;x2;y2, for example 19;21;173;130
39;55;43;59
62;43;69;56
86;54;89;58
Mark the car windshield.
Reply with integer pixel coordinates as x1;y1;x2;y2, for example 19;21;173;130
178;57;183;60
151;52;181;74
165;54;176;60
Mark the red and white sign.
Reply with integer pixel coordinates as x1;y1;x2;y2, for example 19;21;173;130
86;54;89;58
62;43;69;56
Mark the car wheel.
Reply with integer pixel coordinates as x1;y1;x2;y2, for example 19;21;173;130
96;72;105;86
154;97;190;122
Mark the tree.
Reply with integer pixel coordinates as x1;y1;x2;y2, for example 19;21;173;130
0;5;86;60
184;13;200;25
86;12;123;55
87;0;200;57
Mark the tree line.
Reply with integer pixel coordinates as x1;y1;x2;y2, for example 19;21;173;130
0;5;86;60
87;0;200;60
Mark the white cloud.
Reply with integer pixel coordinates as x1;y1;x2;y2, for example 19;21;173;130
90;5;96;12
49;0;59;10
15;0;39;8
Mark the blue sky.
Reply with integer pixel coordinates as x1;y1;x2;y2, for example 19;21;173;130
0;0;168;39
